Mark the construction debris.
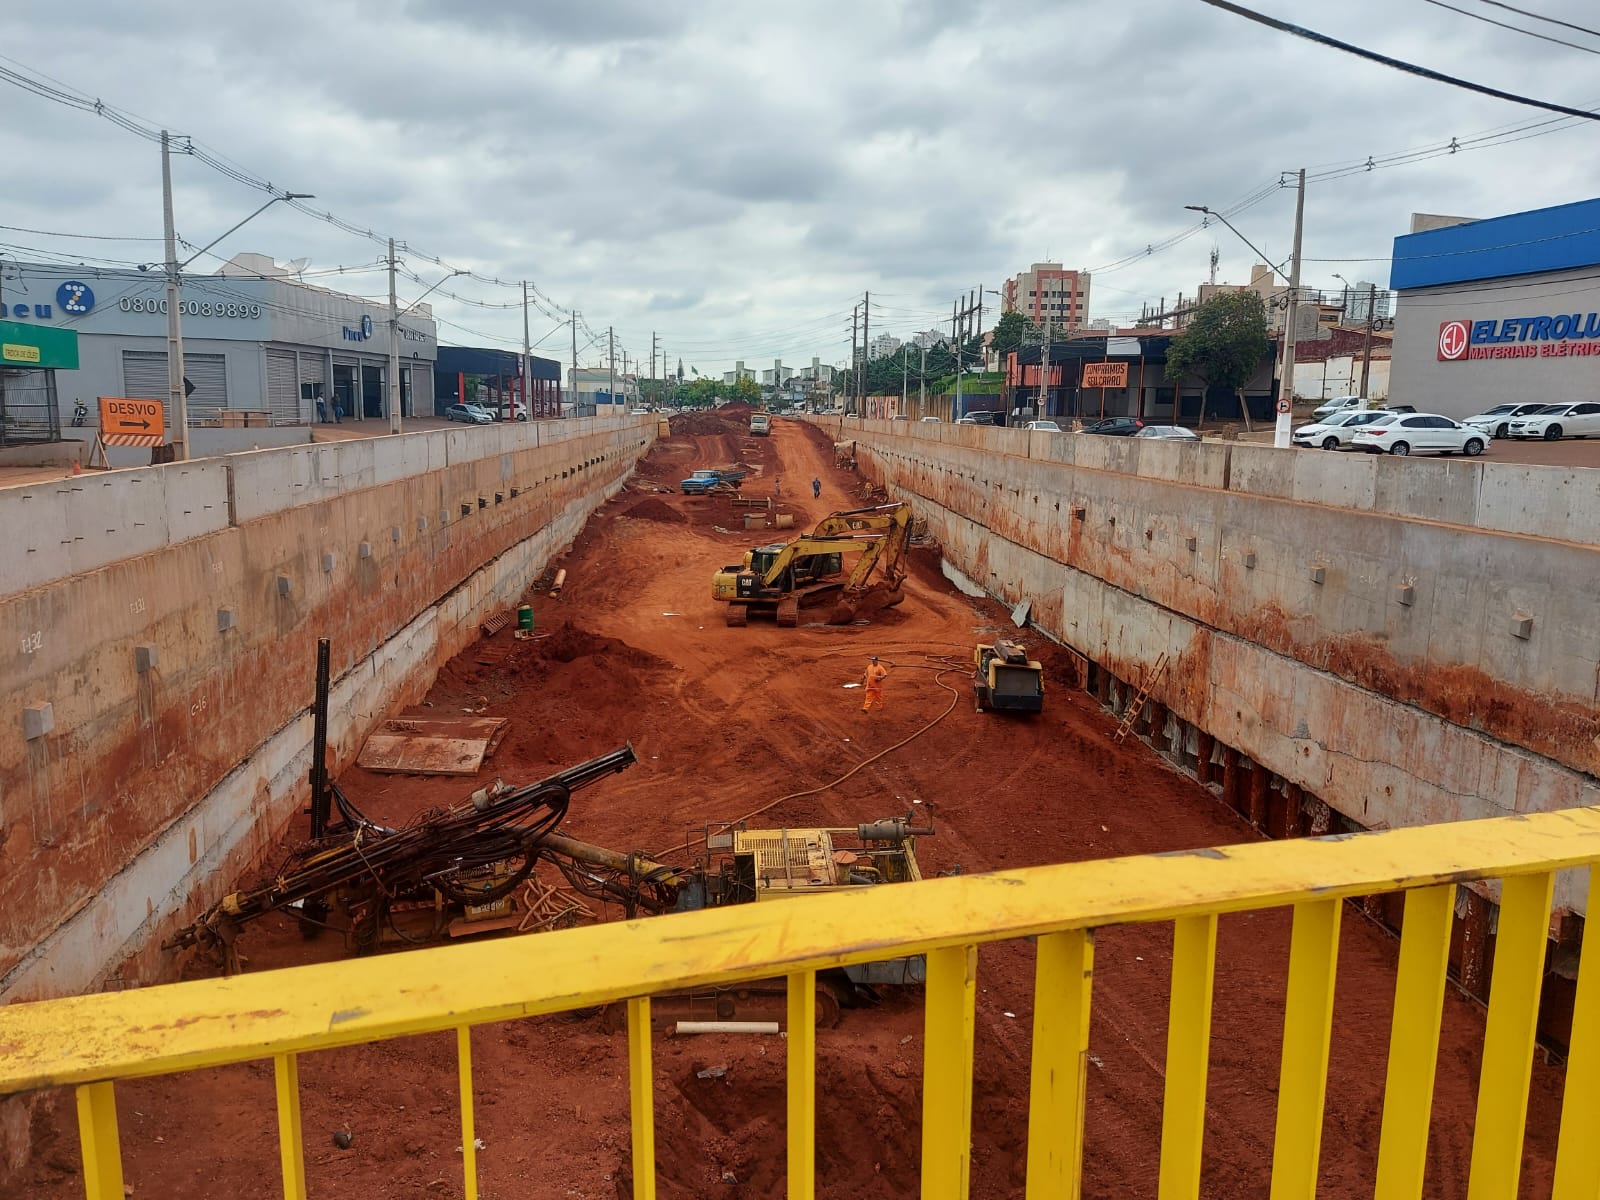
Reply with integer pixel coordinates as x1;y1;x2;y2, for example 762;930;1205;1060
356;715;510;776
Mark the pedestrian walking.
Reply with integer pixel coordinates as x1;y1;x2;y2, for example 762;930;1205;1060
775;475;781;497
812;477;821;499
861;655;890;713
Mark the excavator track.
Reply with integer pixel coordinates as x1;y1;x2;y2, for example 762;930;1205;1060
725;604;748;628
775;596;800;627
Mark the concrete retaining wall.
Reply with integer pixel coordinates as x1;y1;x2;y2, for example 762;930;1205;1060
822;418;1600;914
0;417;654;1003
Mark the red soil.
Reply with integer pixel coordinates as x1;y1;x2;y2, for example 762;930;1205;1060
21;411;1565;1200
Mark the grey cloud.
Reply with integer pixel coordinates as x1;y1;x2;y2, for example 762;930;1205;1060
0;0;1597;374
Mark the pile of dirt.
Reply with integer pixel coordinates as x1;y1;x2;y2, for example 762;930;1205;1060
669;405;752;438
620;498;687;524
537;621;674;671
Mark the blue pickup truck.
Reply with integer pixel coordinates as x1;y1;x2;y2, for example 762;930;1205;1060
679;468;747;495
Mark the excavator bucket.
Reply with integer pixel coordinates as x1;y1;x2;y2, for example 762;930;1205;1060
827;581;904;625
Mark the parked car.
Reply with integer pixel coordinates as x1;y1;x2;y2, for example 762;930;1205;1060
1310;395;1365;422
1133;425;1200;441
1291;410;1391;450
446;403;494;424
1079;416;1144;436
1350;413;1487;456
1024;420;1063;432
1461;402;1546;439
488;400;529;421
920;416;941;423
1505;401;1600;440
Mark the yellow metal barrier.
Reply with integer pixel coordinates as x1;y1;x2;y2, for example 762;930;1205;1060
3;806;1599;1200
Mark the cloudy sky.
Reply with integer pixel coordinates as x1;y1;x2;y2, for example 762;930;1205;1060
1;0;1597;375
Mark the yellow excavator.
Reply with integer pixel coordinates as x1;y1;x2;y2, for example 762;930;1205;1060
711;502;912;626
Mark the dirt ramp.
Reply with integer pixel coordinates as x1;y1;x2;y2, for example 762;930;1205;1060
621;498;688;524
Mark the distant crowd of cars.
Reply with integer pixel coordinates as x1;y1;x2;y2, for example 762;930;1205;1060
1292;397;1600;456
444;400;529;424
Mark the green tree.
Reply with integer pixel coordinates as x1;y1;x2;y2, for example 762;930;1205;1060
733;376;762;403
989;311;1035;362
1162;291;1270;431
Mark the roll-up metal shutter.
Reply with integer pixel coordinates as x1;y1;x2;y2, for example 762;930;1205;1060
266;349;298;424
298;353;325;385
121;351;168;400
411;363;433;415
185;354;228;415
122;350;229;417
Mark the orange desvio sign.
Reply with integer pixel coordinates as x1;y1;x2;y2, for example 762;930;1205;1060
1082;362;1128;388
98;397;167;447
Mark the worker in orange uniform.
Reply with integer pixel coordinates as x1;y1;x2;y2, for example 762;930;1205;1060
861;655;890;712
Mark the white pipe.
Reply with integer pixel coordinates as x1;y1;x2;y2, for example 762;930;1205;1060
674;1021;780;1035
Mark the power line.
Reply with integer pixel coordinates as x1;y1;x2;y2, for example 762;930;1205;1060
1421;0;1600;54
1199;0;1600;119
1474;0;1600;39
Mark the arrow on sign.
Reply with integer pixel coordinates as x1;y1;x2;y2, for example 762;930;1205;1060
130;419;150;429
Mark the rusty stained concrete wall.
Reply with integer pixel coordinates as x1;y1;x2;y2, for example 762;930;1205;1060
824;419;1600;915
0;418;654;1005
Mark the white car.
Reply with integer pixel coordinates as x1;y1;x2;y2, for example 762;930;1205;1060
920;416;941;423
1024;419;1062;432
1310;395;1365;422
1505;401;1600;440
1350;413;1487;457
1463;402;1547;440
1292;410;1390;450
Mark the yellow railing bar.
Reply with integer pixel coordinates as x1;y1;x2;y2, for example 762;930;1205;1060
1373;885;1454;1200
921;944;977;1199
1025;929;1094;1200
787;970;817;1200
273;1053;307;1200
457;1026;479;1200
1158;913;1218;1200
1553;869;1599;1199
627;997;656;1200
5;809;1599;1095
1269;899;1342;1200
75;1082;123;1200
1467;871;1555;1200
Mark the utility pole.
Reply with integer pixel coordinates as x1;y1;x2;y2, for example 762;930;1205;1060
1275;168;1306;449
571;311;579;412
901;346;908;411
1040;302;1052;420
850;304;859;414
521;281;531;420
160;131;189;459
1359;283;1376;400
861;291;870;409
919;342;927;409
608;326;616;413
387;237;402;434
953;299;962;417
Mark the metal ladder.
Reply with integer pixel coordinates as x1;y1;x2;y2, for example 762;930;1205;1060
1113;654;1169;744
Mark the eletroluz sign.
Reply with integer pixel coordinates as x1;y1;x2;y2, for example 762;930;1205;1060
1438;312;1600;361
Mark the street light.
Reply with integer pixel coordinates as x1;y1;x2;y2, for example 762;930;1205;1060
390;265;466;435
159;126;316;459
1184;205;1284;276
1187;169;1307;448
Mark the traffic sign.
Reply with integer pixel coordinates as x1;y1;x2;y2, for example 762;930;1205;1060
1276;398;1290;414
98;397;166;447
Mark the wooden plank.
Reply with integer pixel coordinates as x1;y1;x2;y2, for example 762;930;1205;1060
356;717;509;776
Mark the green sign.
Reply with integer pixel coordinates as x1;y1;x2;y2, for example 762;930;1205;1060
0;319;79;370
